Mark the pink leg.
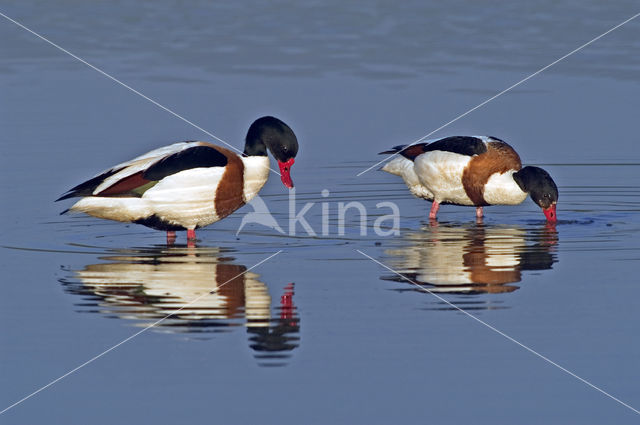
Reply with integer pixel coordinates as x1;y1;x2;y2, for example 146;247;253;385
476;206;484;218
187;229;196;240
166;231;176;245
429;201;440;220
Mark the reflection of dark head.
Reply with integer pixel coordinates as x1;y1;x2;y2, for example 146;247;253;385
518;250;554;270
246;283;300;366
519;224;558;271
247;319;300;353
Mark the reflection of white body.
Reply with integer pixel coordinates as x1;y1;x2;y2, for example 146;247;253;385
75;251;271;323
69;247;300;364
386;226;526;292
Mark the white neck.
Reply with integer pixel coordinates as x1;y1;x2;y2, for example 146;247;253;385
241;156;270;202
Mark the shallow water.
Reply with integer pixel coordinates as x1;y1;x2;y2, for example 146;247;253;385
2;1;640;424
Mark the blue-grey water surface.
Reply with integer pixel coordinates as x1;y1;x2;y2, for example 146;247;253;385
1;1;640;424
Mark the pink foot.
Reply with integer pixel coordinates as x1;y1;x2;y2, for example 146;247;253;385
429;201;440;220
476;206;483;218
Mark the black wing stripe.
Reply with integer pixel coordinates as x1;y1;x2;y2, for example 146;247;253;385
423;136;487;156
143;146;228;181
56;167;124;201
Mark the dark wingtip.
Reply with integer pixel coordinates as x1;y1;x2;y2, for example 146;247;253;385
378;144;407;155
55;193;75;202
59;208;70;215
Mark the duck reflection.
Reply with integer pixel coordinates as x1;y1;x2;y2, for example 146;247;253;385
59;246;299;366
383;223;558;296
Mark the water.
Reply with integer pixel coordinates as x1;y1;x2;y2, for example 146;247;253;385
2;1;640;424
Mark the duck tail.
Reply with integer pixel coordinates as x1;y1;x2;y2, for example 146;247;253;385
378;145;408;155
379;143;430;161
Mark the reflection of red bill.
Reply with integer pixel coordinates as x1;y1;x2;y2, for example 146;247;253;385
280;283;295;323
543;204;557;223
278;158;295;189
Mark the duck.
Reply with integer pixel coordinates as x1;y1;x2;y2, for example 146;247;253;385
57;116;299;241
380;136;558;222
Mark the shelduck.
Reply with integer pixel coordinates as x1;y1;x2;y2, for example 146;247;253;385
380;136;558;222
57;116;299;241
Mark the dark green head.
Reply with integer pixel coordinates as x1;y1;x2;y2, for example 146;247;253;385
244;116;298;160
513;166;558;222
244;116;299;188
